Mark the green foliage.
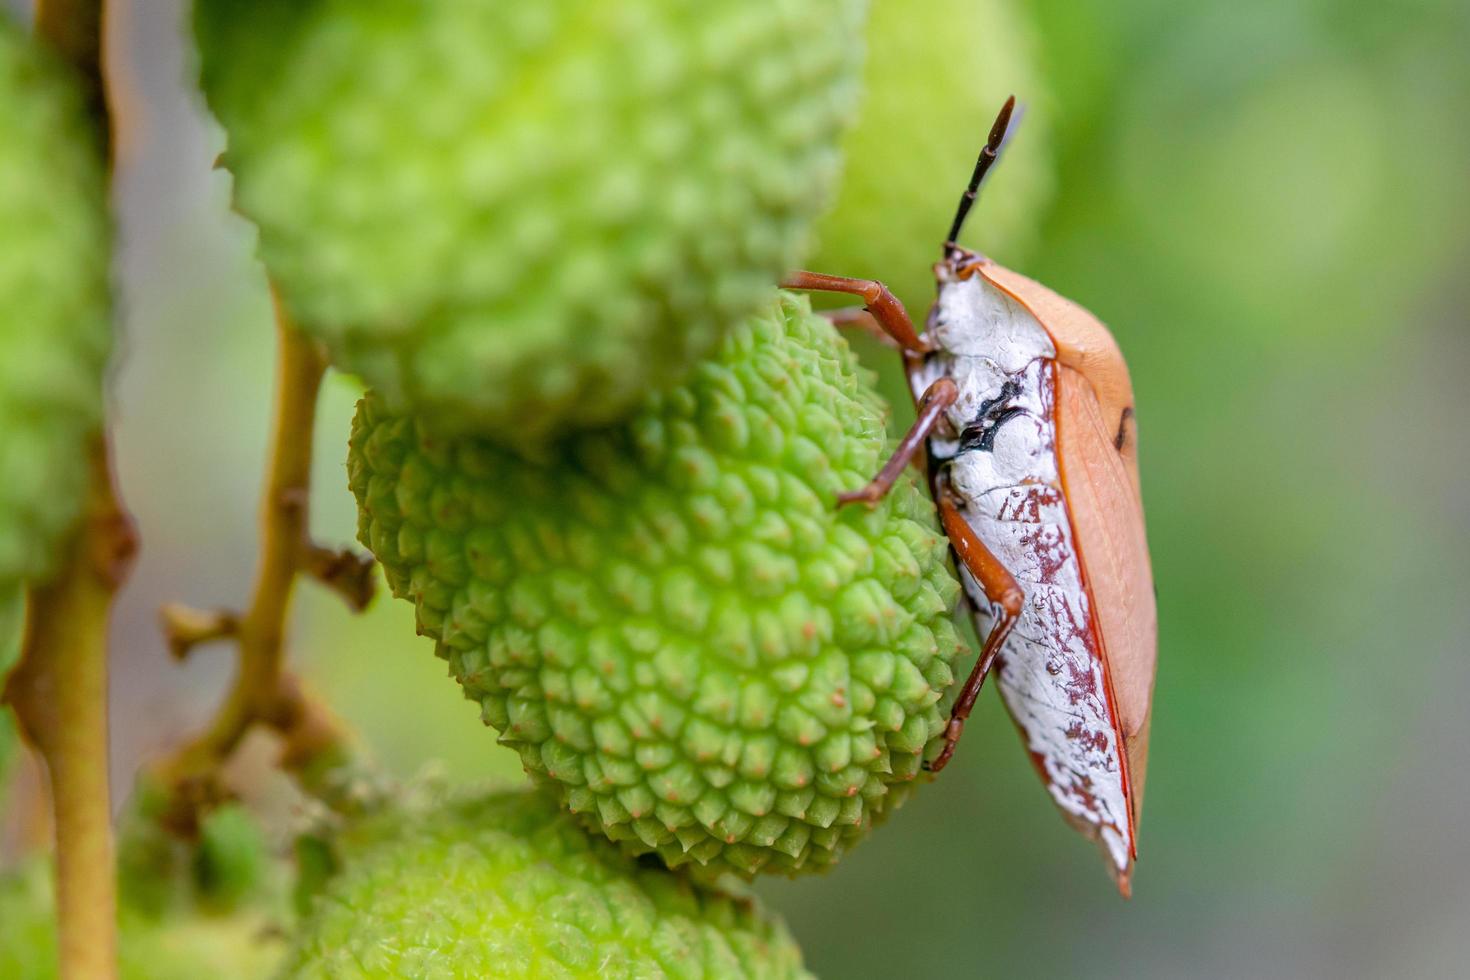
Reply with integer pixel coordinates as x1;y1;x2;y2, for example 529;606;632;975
284;786;813;979
192;805;270;914
1;792;287;980
0;859;286;980
0;18;111;591
807;0;1053;316
116;777;279;921
349;291;969;878
195;0;867;447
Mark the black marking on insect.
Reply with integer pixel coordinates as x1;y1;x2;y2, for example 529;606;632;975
958;379;1024;452
959;407;1026;453
1114;406;1135;452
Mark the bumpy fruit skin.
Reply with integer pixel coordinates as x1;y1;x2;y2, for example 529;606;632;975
807;0;1052;315
350;292;968;878
195;0;865;445
0;20;111;593
284;787;812;979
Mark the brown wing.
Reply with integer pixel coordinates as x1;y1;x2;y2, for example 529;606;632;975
976;260;1157;831
1054;366;1157;829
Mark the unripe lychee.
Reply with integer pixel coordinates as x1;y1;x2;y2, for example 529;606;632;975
349;292;969;878
807;0;1053;315
195;0;866;445
0;19;111;592
283;787;813;979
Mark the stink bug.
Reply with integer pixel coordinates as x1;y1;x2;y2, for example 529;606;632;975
782;97;1157;893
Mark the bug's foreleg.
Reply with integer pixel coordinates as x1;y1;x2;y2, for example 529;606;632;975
927;488;1024;773
836;378;958;508
780;271;930;353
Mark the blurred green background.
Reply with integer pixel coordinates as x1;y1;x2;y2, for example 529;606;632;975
6;0;1468;976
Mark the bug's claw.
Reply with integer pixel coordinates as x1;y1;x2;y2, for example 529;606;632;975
836;486;882;509
925;718;965;773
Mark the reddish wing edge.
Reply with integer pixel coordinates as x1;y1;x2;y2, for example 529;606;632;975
977;263;1158;890
1055;368;1157;829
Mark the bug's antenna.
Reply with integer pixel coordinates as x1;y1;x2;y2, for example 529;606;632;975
943;95;1016;257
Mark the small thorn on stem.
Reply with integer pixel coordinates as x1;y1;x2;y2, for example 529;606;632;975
302;544;377;612
158;604;239;661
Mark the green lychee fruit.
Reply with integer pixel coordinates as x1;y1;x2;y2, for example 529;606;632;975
283;786;813;979
195;0;866;446
807;0;1053;316
349;291;969;878
0;18;112;594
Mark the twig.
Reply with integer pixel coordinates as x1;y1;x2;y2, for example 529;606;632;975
33;0;108;154
0;5;133;978
155;298;376;833
5;439;136;980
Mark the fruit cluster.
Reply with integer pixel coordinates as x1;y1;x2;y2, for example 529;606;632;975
350;292;968;878
1;0;1056;974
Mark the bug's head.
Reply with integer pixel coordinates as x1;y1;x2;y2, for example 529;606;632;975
941;95;1018;265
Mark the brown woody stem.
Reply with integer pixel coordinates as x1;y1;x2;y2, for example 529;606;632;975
5;440;136;980
34;0;108;152
0;5;132;979
156;299;374;832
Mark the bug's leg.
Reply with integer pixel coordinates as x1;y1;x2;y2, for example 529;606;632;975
837;378;957;508
781;271;930;353
820;307;902;350
927;488;1024;773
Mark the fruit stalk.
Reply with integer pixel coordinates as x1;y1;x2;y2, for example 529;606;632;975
0;3;133;977
5;438;136;980
33;0;107;151
157;299;375;830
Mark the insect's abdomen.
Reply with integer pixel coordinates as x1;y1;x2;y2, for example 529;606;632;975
944;359;1133;873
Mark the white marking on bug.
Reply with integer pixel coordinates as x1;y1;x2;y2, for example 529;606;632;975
917;267;1132;872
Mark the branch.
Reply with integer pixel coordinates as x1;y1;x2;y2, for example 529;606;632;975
34;0;108;161
155;299;377;833
0;5;134;978
5;438;136;980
